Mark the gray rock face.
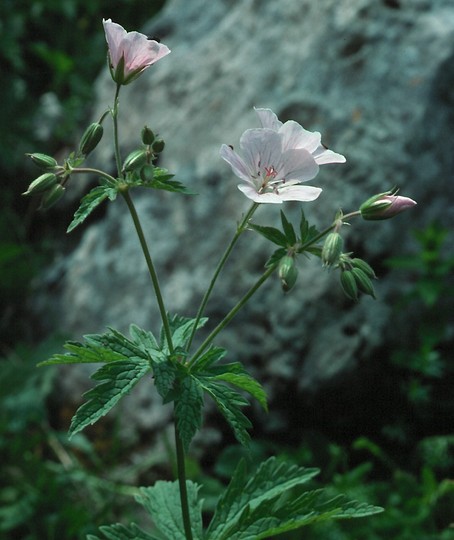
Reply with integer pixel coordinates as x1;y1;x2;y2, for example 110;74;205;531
40;0;454;441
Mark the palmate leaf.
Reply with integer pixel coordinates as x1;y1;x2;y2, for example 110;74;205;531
86;523;158;540
69;358;151;438
67;183;118;233
136;481;203;540
206;457;383;540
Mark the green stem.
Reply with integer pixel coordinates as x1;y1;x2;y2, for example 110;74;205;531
70;168;117;184
122;188;194;539
174;422;194;540
189;262;278;366
186;202;259;352
189;209;362;366
112;84;123;178
121;189;174;354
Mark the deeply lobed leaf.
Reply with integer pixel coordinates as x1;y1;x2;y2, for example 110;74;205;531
207;456;383;539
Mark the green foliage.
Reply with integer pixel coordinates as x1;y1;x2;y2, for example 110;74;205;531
129;166;196;195
208;440;454;540
0;340;130;540
205;457;382;539
69;359;151;438
89;457;383;540
191;351;268;448
0;0;166;173
174;375;204;452
87;523;159;540
384;222;453;415
67;182;119;232
250;209;321;268
136;481;204;540
40;318;266;452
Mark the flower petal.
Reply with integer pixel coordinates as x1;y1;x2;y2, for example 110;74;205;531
312;145;346;164
254;107;283;131
123;32;170;74
239;128;283;177
237;184;284;203
103;19;126;68
220;144;255;185
278;185;322;202
279;121;321;153
281;148;319;182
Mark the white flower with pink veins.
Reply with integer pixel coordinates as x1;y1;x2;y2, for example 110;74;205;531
220;108;346;204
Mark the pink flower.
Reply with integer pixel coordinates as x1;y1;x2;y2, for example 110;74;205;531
220;108;346;204
103;19;170;85
360;191;417;220
254;108;346;165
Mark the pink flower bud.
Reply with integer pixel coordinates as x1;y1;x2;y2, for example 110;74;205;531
103;19;170;86
360;190;417;220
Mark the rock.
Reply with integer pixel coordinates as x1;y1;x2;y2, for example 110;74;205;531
36;0;454;443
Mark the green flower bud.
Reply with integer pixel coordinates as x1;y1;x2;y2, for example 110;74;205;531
140;164;155;183
122;149;148;172
340;270;358;301
352;267;376;298
321;232;343;267
152;138;165;153
79;123;104;156
141;126;155;145
351;258;377;279
26;153;58;170
40;184;65;210
23;173;58;196
279;255;298;292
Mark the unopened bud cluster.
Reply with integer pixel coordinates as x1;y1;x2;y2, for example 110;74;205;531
23;153;65;209
121;127;166;176
338;256;377;301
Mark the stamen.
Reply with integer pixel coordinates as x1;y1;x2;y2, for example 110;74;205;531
264;166;278;178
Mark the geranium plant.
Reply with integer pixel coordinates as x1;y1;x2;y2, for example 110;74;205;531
23;19;416;540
